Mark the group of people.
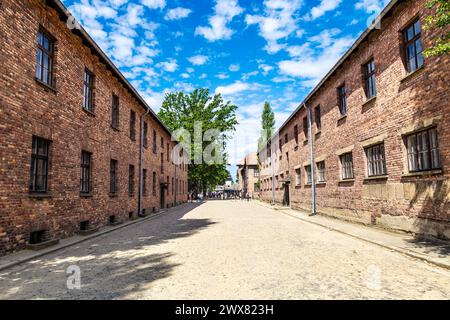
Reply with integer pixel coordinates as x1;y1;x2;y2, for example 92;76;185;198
188;191;253;202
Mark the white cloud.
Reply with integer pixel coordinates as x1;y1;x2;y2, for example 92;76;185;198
355;0;389;13
215;81;264;96
199;73;208;79
278;29;354;87
181;73;190;79
186;67;195;73
142;0;166;10
187;55;209;65
305;0;342;21
216;73;230;79
245;0;303;54
165;7;192;20
195;0;244;41
258;64;274;76
156;59;178;72
229;64;240;72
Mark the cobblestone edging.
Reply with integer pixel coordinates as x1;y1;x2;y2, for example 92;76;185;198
0;206;188;272
255;201;450;270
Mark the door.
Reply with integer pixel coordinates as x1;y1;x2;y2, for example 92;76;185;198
160;184;165;209
283;182;290;206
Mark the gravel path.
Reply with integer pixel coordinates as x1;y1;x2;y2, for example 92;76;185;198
0;200;449;300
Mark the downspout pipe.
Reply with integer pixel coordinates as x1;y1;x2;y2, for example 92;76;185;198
138;108;151;217
306;103;317;216
271;142;275;206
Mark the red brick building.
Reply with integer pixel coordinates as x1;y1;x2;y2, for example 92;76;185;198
0;0;188;255
259;0;449;240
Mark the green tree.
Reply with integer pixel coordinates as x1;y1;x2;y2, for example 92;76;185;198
158;88;238;196
423;0;450;57
257;101;275;152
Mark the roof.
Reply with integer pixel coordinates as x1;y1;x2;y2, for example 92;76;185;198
46;0;173;137
237;152;258;166
265;0;401;148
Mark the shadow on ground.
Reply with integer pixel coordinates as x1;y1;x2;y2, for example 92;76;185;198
0;202;215;300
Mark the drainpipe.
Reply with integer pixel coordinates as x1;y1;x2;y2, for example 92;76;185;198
271;142;275;205
306;103;317;215
174;151;177;206
138;108;150;217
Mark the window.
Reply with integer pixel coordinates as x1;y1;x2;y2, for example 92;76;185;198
80;151;92;194
406;127;440;172
337;84;347;116
153;129;157;153
303;116;308;138
110;159;118;194
366;143;387;176
36;29;55;86
83;69;95;112
284;133;288;144
172;177;174;194
315;105;321;130
279;139;282;151
143;122;148;148
130;110;136;141
295;168;301;186
363;59;376;99
340;153;354;180
294;125;299;144
403;19;423;73
167;143;170;162
305;166;312;184
161;137;164;148
152;172;156;195
317;161;325;182
111;95;119;129
30;136;50;193
161;153;164;172
167;176;169;195
129;165;135;195
253;169;260;177
143;169;147;196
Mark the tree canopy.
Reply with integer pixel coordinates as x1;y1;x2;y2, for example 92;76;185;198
158;88;238;195
257;101;275;153
423;0;449;57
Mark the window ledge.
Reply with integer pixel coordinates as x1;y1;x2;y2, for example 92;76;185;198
364;175;388;181
108;193;118;198
82;107;96;117
401;169;442;178
339;179;355;183
304;183;312;187
80;193;93;198
362;96;376;107
35;78;57;93
400;65;425;83
111;126;120;132
29;192;52;199
338;114;348;121
316;181;326;185
129;193;135;197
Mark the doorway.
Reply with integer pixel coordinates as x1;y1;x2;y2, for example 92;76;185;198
283;182;290;206
160;183;166;209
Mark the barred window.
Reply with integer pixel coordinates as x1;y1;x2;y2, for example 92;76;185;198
80;151;92;194
403;19;423;73
36;29;55;86
366;143;387;177
303;116;308;138
143;169;147;196
315;105;321;130
153;129;157;153
111;95;119;129
294;125;299;144
83;69;95;112
167;143;170;162
337;84;347;116
305;165;312;184
363;59;376;99
340;153;354;180
130;110;136;141
129;165;135;195
295;168;301;186
406;127;440;172
30;136;50;192
143;122;148;148
110;159;118;194
161;153;164;172
253;169;259;177
152;171;156;195
317;161;325;182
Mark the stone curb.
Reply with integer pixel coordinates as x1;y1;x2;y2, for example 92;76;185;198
255;201;450;271
0;205;187;272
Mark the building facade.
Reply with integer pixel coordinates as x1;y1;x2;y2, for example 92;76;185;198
259;0;449;240
0;0;188;256
237;152;260;198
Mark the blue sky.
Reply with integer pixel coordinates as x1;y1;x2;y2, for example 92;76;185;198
62;0;389;179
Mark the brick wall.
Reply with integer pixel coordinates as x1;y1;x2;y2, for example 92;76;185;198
259;0;450;239
0;0;188;255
